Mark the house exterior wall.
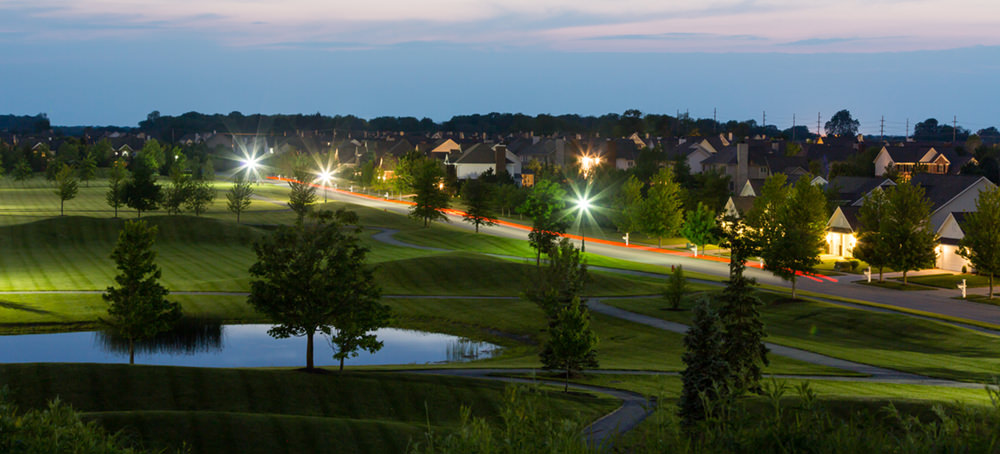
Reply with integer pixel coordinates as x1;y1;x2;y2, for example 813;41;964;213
930;179;995;230
688;150;710;174
874;148;893;176
455;163;497;179
936;245;969;272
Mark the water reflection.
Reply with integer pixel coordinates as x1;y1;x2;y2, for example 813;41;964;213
0;324;500;368
96;318;223;355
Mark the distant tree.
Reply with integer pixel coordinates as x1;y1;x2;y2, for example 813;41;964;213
542;296;599;392
13;157;32;184
54;163;78;216
523;237;589;319
682;202;718;255
287;167;318;223
185;179;215;216
853;188;891;282
959;186;1000;298
641;167;685;248
138;139;165;173
755;177;828;299
103;220;181;365
226;174;254;223
248;208;386;372
745;173;790;249
664;265;687;310
964;134;983;155
460;178;497;233
824;109;860;137
78;152;97;187
520;179;568;265
679;297;729;426
611;175;643;241
883;180;938;285
124;156;161;218
92;138;114;164
718;217;768;394
408;156;450;227
163;162;192;215
106;159;128;218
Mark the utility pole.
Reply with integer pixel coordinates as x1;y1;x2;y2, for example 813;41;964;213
792;113;797;141
953;115;958;143
713;108;717;133
906;118;910;142
880;116;884;142
817;112;821;138
762;111;766;132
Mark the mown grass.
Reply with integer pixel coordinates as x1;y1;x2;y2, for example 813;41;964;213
386;297;850;375
855;280;936;291
903;273;993;289
604;292;1000;383
0;363;616;454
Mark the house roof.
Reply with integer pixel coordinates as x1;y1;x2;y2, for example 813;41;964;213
454;143;514;165
827;176;892;204
909;174;992;212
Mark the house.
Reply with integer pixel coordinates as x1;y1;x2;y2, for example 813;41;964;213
825;206;860;257
429;139;463;163
908;173;996;231
873;145;951;177
828;176;895;205
722;195;755;219
935;212;973;272
453;144;521;179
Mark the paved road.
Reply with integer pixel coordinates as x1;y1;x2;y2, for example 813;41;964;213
300;180;1000;326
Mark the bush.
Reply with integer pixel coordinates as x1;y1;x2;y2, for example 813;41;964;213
849;260;860;271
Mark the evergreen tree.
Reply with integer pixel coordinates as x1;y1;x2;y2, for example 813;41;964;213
718;218;768;394
679;297;729;426
226;174;254;224
641;167;684;248
124;156;161;218
54;163;78;216
681;202;718;255
884;181;938;285
664;264;687;310
103;220;181;364
959;186;1000;298
523;237;589;319
460;178;497;233
853;188;890;282
105;159;128;218
542;297;599;392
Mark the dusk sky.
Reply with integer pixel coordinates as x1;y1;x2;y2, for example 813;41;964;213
2;0;999;134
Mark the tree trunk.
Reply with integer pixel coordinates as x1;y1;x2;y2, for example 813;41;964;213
475;223;479;233
990;273;994;299
658;237;662;248
878;266;884;283
306;332;314;371
129;340;135;365
114;205;118;218
339;357;345;372
237;211;241;224
60;199;64;216
903;270;908;285
791;276;797;300
564;369;569;393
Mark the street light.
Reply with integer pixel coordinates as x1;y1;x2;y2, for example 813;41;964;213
317;170;333;203
576;196;592;252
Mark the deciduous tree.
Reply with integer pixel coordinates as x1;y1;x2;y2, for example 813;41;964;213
287;167;317;223
106;159;128;218
853;188;891;282
755;177;828;299
460;178;497;233
959;186;1000;298
883;180;938;285
226;174;254;223
408;156;450;227
641;167;684;248
185;179;215;216
79;152;97;187
682;202;718;255
521;179;569;264
54;163;78;216
103;220;181;365
611;175;643;241
124;156;161;218
664;265;687;310
523;237;589;319
248;208;386;372
163;162;192;215
824;109;860;137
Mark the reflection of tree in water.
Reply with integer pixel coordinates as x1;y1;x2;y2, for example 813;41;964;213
97;318;223;355
446;338;499;363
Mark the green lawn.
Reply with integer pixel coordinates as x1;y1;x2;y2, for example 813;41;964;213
903;273;994;289
855;280;936;291
604;292;1000;382
0;363;616;454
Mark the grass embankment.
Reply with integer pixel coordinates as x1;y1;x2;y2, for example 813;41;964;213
902;273;992;289
604;292;1000;383
386;297;848;375
0;363;616;454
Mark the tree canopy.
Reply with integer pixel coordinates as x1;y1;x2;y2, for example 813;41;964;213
959;186;1000;298
824;109;860;137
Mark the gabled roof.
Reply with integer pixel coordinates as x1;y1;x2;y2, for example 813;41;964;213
909;174;993;212
828;176;892;204
454;143;515;165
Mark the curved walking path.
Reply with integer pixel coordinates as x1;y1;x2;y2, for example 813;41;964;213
402;368;654;448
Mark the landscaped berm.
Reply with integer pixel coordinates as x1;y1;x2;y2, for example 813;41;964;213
1;175;999;454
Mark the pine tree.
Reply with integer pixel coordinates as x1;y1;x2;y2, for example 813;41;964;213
103;220;181;364
679;297;729;426
664;264;687;310
718;218;768;394
287;167;317;223
542;297;599;392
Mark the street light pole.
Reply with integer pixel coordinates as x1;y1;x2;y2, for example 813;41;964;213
576;196;591;253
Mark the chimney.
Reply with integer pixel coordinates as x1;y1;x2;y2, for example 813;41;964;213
555;139;565;166
494;145;507;175
736;143;749;192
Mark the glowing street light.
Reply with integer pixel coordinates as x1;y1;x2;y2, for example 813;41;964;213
317;170;333;203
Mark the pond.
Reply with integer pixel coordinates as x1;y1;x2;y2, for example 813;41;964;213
0;322;501;368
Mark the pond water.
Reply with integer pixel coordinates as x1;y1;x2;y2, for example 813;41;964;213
0;323;500;368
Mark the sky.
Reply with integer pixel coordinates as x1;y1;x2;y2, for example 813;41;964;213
1;0;999;135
